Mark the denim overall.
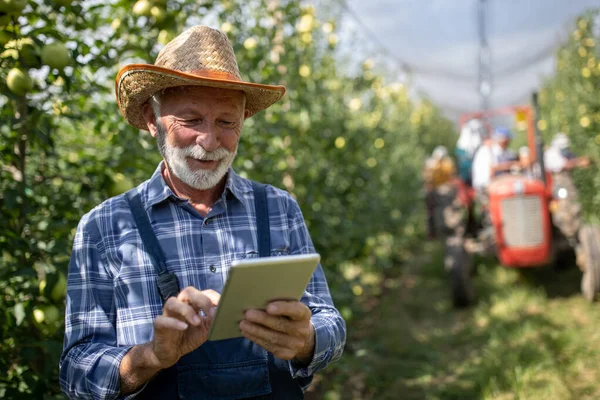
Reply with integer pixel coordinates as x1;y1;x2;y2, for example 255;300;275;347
126;182;308;399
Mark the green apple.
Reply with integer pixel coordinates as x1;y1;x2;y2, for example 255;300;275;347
132;0;152;16
340;306;353;321
50;272;67;302
33;307;45;324
157;29;174;45
150;6;165;22
33;305;60;335
41;41;71;70
42;305;60;324
39;278;47;295
6;68;33;96
111;18;121;30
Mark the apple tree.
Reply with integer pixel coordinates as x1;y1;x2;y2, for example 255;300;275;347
538;9;600;219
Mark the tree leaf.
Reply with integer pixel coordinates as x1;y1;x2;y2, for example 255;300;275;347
13;303;25;326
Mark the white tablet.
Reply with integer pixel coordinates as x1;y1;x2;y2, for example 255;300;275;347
207;253;321;341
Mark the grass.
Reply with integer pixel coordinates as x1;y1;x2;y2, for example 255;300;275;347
311;242;600;400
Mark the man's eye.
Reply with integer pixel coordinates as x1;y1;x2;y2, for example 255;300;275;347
184;118;202;124
219;120;235;127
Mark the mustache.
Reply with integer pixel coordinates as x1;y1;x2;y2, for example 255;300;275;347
180;145;232;161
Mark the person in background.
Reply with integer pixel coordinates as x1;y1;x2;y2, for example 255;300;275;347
518;146;542;180
490;127;518;177
424;146;456;189
455;118;485;186
544;132;590;173
472;126;518;191
424;146;457;239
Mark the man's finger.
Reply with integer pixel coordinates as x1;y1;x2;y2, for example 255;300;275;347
266;301;311;321
154;315;188;331
239;320;304;351
177;287;215;315
244;309;292;334
201;289;221;306
241;331;296;360
163;297;203;326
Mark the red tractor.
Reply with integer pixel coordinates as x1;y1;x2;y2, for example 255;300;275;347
434;96;600;307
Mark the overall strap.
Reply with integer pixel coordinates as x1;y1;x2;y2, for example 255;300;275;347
252;181;271;258
252;183;304;399
125;189;180;303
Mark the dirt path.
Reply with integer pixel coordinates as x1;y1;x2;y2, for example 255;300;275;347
313;242;600;400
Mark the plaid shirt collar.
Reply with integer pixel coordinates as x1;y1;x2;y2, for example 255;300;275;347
144;161;251;210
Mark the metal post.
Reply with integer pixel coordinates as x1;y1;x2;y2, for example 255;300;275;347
532;92;547;185
478;0;492;113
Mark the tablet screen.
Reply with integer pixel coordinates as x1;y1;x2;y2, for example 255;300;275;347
207;253;320;341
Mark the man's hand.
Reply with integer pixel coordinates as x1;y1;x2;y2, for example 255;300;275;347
578;157;591;168
119;287;220;395
149;287;220;369
239;301;315;365
565;156;591;171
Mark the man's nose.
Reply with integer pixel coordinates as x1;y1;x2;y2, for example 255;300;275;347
195;124;220;151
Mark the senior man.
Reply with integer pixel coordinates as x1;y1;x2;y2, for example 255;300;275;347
60;26;346;399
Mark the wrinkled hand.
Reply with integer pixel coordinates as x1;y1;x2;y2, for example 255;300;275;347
150;287;220;369
240;301;315;364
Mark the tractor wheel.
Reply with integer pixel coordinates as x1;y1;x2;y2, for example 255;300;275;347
552;173;582;241
444;235;474;308
577;224;600;302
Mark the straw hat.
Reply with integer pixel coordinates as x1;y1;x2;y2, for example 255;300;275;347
115;25;286;130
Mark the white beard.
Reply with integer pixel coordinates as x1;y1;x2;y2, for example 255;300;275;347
156;122;237;190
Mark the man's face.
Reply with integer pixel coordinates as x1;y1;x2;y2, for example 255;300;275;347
498;138;510;150
151;86;247;190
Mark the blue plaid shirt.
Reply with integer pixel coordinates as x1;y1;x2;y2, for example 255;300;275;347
60;163;346;399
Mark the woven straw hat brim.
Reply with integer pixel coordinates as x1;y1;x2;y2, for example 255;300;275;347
116;64;286;131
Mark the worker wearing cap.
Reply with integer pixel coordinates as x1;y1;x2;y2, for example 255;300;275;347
544;133;590;173
491;127;518;176
471;127;518;191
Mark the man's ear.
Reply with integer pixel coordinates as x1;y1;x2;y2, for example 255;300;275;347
243;109;250;120
142;102;158;138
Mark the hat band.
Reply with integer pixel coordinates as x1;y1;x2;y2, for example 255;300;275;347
185;69;241;82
